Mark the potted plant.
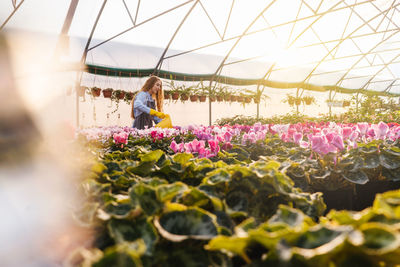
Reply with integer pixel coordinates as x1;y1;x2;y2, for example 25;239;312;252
214;85;228;102
124;91;137;105
91;87;101;97
178;85;192;102
112;89;125;100
343;100;350;107
163;89;171;100
102;88;113;98
165;80;180;100
282;94;298;106
302;95;316;105
197;85;209;102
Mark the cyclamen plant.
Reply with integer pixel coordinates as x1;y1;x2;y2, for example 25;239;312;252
77;121;400;158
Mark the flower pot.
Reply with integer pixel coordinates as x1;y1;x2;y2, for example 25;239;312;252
118;91;125;100
102;89;113;98
254;98;260;104
199;95;207;102
216;96;223;102
91;87;101;97
164;91;171;100
244;97;251;103
210;96;216;102
304;99;312;105
172;92;180;100
180;93;189;101
125;92;134;101
190;95;198;102
343;101;350;107
224;95;231;102
288;99;295;106
237;96;244;102
230;95;237;102
295;99;302;105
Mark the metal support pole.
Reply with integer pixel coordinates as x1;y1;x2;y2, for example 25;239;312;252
77;0;108;127
256;83;261;119
0;0;25;31
328;90;332;117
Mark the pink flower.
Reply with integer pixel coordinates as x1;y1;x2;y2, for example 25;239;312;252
208;140;220;154
293;132;303;144
170;141;179;153
113;132;128;146
342;127;352;140
224;131;233;142
357;122;369;136
376;121;389;139
332;135;344;151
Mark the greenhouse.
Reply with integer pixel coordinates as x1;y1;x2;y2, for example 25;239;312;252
2;0;400;266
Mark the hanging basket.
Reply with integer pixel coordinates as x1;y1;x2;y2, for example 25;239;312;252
180;93;189;101
91;87;101;97
294;98;302;106
237;96;244;102
230;95;237;102
216;96;223;102
224;95;231;102
172;92;180;100
190;95;198;102
209;96;216;102
102;88;113;98
199;95;207;102
164;91;171;100
244;97;251;103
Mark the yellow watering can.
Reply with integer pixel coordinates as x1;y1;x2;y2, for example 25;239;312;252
155;114;173;128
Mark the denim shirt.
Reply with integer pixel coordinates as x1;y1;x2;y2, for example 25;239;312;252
133;91;162;123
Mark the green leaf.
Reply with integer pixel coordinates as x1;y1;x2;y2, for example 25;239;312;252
126;162;154;176
205;235;251;262
139;150;164;162
156;182;189;202
358;223;400;255
103;201;133;219
380;153;400;170
382;168;400;181
268;205;307;228
203;169;230;185
172;153;194;165
289;225;351;259
373;190;400;217
342;170;369;184
130;184;162;215
108;218;158;255
383;147;400;157
225;190;249;212
154;208;218;241
92;163;108;174
92;240;146;267
363;154;380;169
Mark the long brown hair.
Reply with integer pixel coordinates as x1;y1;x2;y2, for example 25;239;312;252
131;76;164;119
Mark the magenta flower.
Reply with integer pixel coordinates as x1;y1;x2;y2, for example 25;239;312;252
113;132;128;146
170;141;179;153
376;121;389;139
208;140;220;154
293;132;303;144
331;135;344;151
357;122;369;136
342;127;352;140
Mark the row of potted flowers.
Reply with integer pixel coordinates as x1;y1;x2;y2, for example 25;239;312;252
78;121;400;157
